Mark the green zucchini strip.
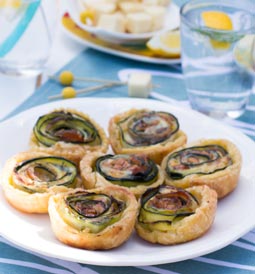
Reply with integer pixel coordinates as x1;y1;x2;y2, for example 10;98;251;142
118;111;179;147
95;154;158;187
33;111;101;147
166;145;232;179
138;185;199;231
13;156;77;193
63;191;125;233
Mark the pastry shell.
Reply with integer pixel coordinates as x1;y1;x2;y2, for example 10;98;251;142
161;139;242;198
30;108;109;165
108;108;187;164
1;151;80;213
135;185;217;245
48;186;138;250
80;151;164;198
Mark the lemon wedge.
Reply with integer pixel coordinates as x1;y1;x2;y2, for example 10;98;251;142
146;30;181;58
201;11;233;49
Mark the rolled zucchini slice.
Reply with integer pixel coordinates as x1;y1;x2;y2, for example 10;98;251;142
33;111;101;147
108;109;187;164
1;151;81;213
80;152;165;198
166;145;232;180
118;110;179;147
136;184;217;245
48;186;138;250
62;191;125;233
138;185;199;230
161;139;242;198
30;109;108;165
13;156;77;194
94;154;159;187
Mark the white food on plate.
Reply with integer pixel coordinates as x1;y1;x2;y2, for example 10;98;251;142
79;0;168;34
144;6;166;31
142;0;170;6
97;13;126;32
119;2;144;14
126;12;152;33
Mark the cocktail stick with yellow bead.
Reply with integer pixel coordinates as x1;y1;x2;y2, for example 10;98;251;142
48;71;160;100
50;71;160;87
48;83;121;100
49;71;125;86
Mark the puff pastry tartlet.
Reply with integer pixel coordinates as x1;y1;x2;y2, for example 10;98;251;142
1;151;81;213
108;109;187;164
80;152;164;198
161;139;242;198
30;108;108;165
135;184;217;245
48;186;138;250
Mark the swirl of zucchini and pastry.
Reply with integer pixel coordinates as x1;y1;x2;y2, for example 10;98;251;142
1;151;81;213
30;108;108;165
80;152;164;197
161;139;242;198
135;184;217;245
108;109;187;164
48;186;138;250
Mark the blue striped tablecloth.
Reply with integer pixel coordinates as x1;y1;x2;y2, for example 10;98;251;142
1;49;255;274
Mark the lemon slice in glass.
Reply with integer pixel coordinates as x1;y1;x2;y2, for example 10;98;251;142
201;11;233;30
146;30;181;58
201;11;233;49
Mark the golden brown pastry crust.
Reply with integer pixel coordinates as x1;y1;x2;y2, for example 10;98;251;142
108;108;187;164
79;152;164;198
161;139;242;198
48;186;138;250
30;108;109;165
1;151;79;213
135;185;217;245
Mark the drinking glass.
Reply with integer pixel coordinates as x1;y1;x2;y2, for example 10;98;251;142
0;0;57;77
180;0;255;119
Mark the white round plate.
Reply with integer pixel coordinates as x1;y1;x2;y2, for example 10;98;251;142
62;25;181;65
65;0;180;44
0;98;254;266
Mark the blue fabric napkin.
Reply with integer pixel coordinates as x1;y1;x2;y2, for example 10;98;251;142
3;48;254;140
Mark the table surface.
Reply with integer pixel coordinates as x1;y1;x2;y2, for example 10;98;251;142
0;1;255;274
